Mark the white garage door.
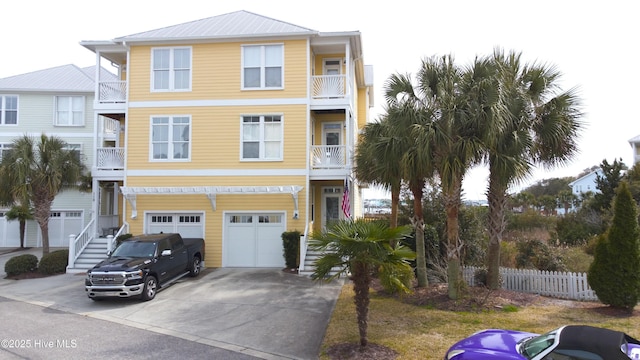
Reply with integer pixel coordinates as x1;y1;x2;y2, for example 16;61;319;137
0;211;22;247
38;211;84;247
146;213;204;238
225;213;285;268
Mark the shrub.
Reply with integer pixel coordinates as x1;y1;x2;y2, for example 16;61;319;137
281;230;301;269
554;213;600;246
515;239;566;272
588;182;640;310
38;249;69;275
5;254;38;276
473;267;503;288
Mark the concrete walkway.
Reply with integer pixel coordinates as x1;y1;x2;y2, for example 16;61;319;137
0;248;344;360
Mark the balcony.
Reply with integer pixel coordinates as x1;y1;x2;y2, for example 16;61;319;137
311;75;352;109
96;147;125;170
95;80;127;113
310;145;350;179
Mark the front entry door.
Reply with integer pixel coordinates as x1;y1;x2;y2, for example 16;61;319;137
322;187;342;229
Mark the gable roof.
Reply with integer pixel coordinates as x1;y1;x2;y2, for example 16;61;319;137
0;65;116;92
116;10;318;43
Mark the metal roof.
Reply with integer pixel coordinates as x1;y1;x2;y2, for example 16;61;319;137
0;65;116;92
116;10;318;42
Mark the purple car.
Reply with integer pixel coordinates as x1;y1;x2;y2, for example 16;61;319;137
445;325;640;360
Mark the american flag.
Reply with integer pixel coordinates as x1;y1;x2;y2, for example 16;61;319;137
342;178;351;219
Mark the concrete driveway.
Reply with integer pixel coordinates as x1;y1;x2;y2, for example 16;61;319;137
0;248;344;360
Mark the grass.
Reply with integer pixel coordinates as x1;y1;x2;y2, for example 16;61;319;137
319;285;640;360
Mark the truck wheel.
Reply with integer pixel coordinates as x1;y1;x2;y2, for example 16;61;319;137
141;275;157;301
189;256;201;277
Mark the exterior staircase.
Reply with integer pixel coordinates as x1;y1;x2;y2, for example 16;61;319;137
298;248;341;278
66;237;109;273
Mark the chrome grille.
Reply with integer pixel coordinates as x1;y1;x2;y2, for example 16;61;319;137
90;273;125;286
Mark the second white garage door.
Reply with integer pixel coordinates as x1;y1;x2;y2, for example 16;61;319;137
146;213;205;238
224;213;285;268
0;211;22;247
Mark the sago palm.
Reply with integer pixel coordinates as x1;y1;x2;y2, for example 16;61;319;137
0;134;85;255
309;219;415;348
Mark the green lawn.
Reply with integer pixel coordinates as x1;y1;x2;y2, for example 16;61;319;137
320;285;639;360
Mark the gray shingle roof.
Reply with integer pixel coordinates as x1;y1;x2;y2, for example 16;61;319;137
0;65;116;92
116;10;318;42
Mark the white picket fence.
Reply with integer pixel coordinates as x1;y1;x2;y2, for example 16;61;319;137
463;266;599;302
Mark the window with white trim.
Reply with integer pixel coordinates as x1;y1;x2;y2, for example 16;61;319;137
151;116;191;161
152;47;191;91
241;115;282;160
1;95;18;125
242;44;283;89
55;96;84;126
63;143;82;162
0;143;12;161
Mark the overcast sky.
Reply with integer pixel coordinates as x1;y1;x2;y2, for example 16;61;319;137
2;0;638;200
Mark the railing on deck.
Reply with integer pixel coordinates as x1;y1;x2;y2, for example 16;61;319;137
96;147;125;170
67;218;95;270
98;81;127;103
312;75;347;99
311;145;346;169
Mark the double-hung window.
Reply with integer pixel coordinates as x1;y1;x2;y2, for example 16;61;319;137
63;143;82;162
55;96;84;126
152;47;192;91
241;115;282;160
0;143;12;161
242;45;283;89
0;95;18;125
151;116;191;161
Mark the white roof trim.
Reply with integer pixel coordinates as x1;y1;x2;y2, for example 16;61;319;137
121;186;303;219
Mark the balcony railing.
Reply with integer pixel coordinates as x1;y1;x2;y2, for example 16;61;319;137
102;118;120;137
96;147;125;170
311;145;346;169
98;81;127;103
312;75;348;99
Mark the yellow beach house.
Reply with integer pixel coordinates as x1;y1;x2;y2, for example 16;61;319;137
68;10;374;273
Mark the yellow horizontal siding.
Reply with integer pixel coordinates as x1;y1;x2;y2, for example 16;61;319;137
128;40;308;102
126;104;307;170
124;185;308;268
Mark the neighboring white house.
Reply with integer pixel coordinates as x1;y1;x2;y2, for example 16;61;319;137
0;64;115;248
629;135;640;165
568;169;602;197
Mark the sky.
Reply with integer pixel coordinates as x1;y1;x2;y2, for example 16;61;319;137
2;0;638;200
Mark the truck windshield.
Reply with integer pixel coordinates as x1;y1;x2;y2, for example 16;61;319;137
111;241;157;258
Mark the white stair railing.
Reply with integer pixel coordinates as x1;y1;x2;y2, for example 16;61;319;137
108;222;130;252
67;218;95;270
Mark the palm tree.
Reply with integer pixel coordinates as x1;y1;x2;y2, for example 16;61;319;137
484;49;583;289
309;219;415;348
5;204;33;248
416;55;497;299
355;116;404;228
0;134;85;255
383;73;437;288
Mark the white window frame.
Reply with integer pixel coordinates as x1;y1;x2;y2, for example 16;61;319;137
54;96;85;126
63;143;83;162
150;115;192;162
151;47;192;92
240;114;283;161
0;95;18;125
241;44;284;90
0;143;12;161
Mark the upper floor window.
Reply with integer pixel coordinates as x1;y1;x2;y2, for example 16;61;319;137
0;95;18;125
55;96;84;126
242;45;283;89
151;116;191;161
152;47;191;91
241;115;282;160
63;143;83;162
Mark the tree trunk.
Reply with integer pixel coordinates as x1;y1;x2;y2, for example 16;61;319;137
444;180;463;299
352;261;370;348
19;220;26;248
390;186;400;229
33;196;54;256
412;181;428;288
487;172;507;290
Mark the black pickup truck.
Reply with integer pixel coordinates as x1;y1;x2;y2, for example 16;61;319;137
85;233;205;301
